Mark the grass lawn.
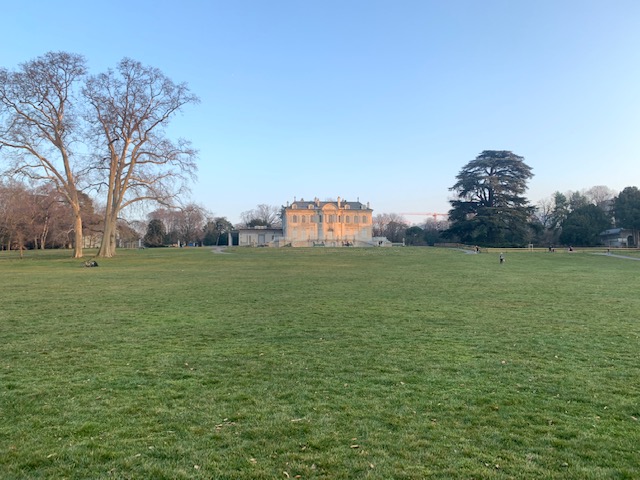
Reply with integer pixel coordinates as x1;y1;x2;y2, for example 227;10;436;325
1;247;639;479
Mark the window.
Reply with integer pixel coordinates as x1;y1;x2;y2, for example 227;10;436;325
362;215;368;224
345;216;351;224
301;216;306;223
291;215;298;223
354;216;360;224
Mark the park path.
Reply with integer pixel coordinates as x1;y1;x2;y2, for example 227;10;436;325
593;252;640;261
456;249;640;261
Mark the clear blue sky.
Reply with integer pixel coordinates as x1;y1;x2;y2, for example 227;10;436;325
3;1;639;224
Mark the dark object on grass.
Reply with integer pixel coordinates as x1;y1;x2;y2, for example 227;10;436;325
84;260;99;267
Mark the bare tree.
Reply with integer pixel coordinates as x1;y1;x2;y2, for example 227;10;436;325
373;213;409;243
148;207;179;245
0;180;20;250
116;219;143;249
0;179;94;251
30;184;58;249
174;203;206;246
0;181;40;255
240;204;281;227
146;204;206;246
0;52;88;257
126;219;148;241
535;196;556;229
83;58;199;257
585;185;616;208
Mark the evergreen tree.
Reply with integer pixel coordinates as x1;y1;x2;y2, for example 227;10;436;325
446;151;534;246
559;204;611;246
143;219;166;247
614;186;640;247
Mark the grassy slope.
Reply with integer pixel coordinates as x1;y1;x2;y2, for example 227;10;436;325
1;247;639;479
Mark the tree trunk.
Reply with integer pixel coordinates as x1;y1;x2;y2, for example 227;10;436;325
40;219;49;250
72;209;84;258
98;213;118;257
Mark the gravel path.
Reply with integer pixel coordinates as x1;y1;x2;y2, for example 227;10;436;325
593;252;640;261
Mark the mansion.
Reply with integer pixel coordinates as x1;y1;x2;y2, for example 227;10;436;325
238;196;374;247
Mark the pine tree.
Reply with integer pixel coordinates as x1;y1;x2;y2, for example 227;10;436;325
446;151;535;246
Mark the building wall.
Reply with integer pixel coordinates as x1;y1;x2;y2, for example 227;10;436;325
600;228;635;247
238;228;284;247
282;197;373;247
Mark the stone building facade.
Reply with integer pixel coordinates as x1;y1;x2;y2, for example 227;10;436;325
600;228;636;247
280;197;373;247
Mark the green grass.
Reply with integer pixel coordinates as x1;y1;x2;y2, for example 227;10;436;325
1;247;639;479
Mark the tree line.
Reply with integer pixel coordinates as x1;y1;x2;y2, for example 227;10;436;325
387;151;640;248
142;206;234;248
0;180;237;251
449;151;640;248
4;147;640;251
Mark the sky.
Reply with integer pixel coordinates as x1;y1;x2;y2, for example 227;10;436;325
2;1;639;224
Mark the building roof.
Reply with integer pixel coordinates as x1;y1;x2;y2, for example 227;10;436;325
284;197;372;211
600;228;632;236
237;226;283;232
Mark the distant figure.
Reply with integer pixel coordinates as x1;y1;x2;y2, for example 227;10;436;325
499;253;505;264
475;245;480;253
568;246;574;252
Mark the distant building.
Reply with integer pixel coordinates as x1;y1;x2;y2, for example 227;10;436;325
600;228;636;247
372;236;394;247
281;196;374;247
236;196;375;247
237;226;284;247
